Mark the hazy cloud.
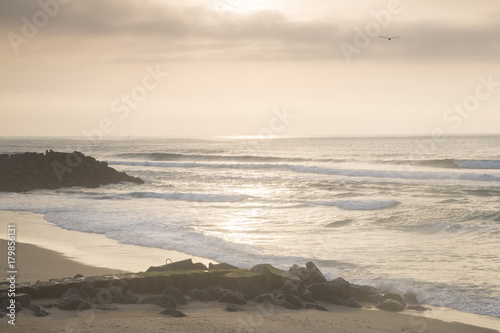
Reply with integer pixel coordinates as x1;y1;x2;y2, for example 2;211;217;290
1;0;499;62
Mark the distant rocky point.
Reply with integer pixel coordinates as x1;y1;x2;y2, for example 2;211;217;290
0;151;144;192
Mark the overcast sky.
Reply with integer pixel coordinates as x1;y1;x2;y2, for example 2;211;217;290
1;0;499;137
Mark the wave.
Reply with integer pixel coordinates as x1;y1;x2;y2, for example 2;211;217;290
417;159;500;170
113;152;316;163
308;199;399;210
126;191;248;203
108;160;500;183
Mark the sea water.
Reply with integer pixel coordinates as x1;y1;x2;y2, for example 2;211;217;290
0;136;499;318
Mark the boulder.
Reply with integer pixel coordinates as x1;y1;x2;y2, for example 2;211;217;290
219;291;246;305
319;294;343;305
343;297;362;308
376;299;405;312
140;295;177;309
383;293;406;309
350;284;380;302
189;289;214;302
305;303;328;311
163;286;187;305
327;278;351;300
111;289;138;304
16;293;31;308
205;286;229;300
251;264;302;291
288;262;327;285
225;304;244;312
147;259;208;273
366;294;384;304
209;263;239;270
160;308;186;317
57;288;91;310
282;293;303;309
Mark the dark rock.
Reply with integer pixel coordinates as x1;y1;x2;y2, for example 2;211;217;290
0;151;144;193
219;291;246;305
366;294;384;304
282;293;303;309
251;264;302;291
42;303;55;309
205;286;229;300
254;293;274;303
376;299;405;312
319;294;343;305
81;282;97;298
281;279;300;297
160;307;186;317
34;309;50;317
350;284;380;302
305;303;328;311
189;289;214;302
1;300;22;312
327;278;351;300
225;304;244;312
147;258;208;273
74;274;84;279
240;280;268;300
140;295;177;309
407;305;429;311
58;288;91;310
209;263;239;270
27;304;41;312
16;293;31;308
343;297;362;308
280;301;300;310
383;293;406;309
288;262;327;285
111;289;138;304
94;304;119;311
307;283;331;300
163;286;187;305
94;288;113;305
300;289;315;303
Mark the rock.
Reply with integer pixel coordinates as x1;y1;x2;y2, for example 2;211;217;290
280;301;300;310
94;304;119;311
307;283;331;300
0;151;144;192
319;294;343;305
407;305;429;311
240;280;268;300
16;293;31;308
288;262;327;285
58;288;91;310
225;304;244;312
111;289;138;304
305;304;328;311
147;258;208;273
300;289;315;303
140;295;177;309
163;286;187;305
281;279;300;297
34;309;50;317
94;288;113;305
74;274;84;279
189;289;214;302
42;303;55;309
376;299;405;312
282;293;303;309
383;293;406;309
205;286;229;300
343;297;362;308
251;264;302;291
27;304;41;312
160;308;186;317
327;278;351;300
209;263;239;270
1;300;22;312
366;294;384;304
254;293;274;303
219;291;246;305
350;284;380;302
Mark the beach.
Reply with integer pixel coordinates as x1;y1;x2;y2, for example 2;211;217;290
1;210;499;332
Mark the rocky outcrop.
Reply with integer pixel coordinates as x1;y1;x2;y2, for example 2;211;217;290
0;151;143;192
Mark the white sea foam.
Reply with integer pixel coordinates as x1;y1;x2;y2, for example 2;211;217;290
309;199;399;210
126;191;248;203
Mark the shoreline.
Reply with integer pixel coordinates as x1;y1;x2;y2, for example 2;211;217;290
0;210;214;278
1;210;499;332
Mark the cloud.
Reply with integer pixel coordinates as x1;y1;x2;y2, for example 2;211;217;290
1;0;499;62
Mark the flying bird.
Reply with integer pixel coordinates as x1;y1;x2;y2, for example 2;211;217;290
379;36;400;40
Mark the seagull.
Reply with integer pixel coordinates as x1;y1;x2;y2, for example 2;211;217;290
379;36;400;40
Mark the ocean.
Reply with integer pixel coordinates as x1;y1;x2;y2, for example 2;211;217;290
1;136;499;318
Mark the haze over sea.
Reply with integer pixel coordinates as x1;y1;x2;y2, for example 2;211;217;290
1;135;499;318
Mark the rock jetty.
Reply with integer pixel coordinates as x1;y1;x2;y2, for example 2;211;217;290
0;151;143;192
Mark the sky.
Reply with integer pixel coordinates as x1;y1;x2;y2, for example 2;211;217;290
0;0;499;137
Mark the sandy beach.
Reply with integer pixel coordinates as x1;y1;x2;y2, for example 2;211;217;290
1;211;499;332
